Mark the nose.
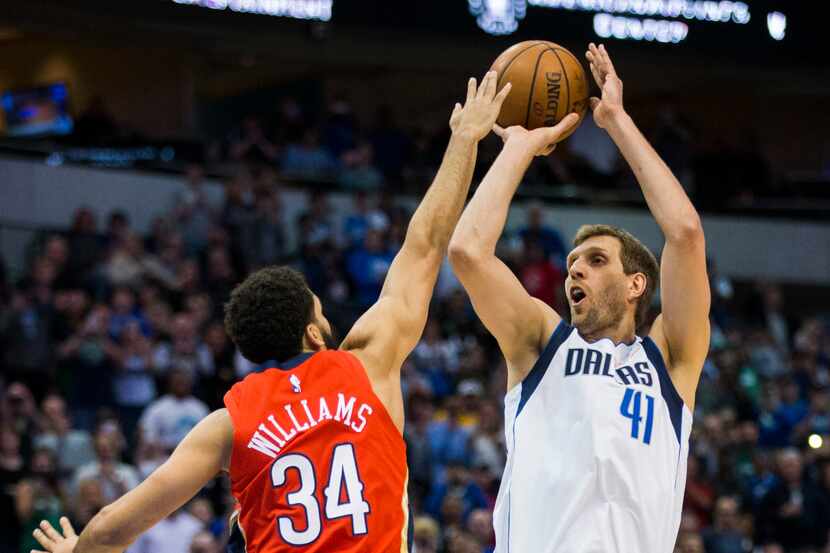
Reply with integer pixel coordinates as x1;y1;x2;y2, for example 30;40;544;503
569;259;586;281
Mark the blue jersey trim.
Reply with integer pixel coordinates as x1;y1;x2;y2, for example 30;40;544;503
642;337;684;445
226;519;246;553
517;320;573;417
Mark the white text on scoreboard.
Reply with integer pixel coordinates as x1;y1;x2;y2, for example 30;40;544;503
171;0;332;21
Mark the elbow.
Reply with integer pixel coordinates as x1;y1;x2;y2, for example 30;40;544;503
667;214;704;245
448;239;487;271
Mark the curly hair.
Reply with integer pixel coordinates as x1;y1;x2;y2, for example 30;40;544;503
224;266;314;363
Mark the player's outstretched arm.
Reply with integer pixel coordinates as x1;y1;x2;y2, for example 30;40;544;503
448;115;578;386
31;409;233;553
342;72;511;381
586;43;710;406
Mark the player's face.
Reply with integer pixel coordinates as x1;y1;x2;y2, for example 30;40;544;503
565;235;628;335
311;294;339;350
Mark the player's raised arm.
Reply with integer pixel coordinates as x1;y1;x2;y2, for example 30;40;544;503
31;409;233;553
586;43;710;404
341;72;511;380
448;115;578;386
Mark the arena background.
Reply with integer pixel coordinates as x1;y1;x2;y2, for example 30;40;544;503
0;1;829;552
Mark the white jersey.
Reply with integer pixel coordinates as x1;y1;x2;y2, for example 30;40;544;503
493;321;692;553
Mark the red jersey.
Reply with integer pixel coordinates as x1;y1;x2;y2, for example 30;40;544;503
224;350;410;553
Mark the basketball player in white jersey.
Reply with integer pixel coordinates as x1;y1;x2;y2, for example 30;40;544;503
448;44;710;553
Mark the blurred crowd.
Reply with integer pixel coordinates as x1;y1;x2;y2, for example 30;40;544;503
0;165;828;553
73;93;779;208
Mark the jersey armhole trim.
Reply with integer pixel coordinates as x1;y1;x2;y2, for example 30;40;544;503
642;336;684;445
516;320;573;417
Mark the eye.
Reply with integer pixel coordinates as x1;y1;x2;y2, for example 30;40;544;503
591;255;604;265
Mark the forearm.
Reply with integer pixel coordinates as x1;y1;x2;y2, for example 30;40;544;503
451;142;534;256
406;131;478;254
605;111;701;241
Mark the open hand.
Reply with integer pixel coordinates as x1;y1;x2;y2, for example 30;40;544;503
492;113;580;157
585;43;624;128
449;71;512;141
32;517;78;553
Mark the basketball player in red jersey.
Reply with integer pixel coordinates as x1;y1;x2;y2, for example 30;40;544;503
30;72;571;553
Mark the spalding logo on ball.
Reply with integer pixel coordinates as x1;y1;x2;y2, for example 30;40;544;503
490;41;589;140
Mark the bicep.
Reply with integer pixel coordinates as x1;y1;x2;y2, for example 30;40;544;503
453;254;559;366
84;410;233;547
657;235;711;371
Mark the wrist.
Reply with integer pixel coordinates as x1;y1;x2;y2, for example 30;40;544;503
602;108;632;132
501;139;537;163
450;128;480;144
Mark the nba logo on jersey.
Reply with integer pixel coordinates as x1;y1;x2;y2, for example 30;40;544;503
289;374;301;393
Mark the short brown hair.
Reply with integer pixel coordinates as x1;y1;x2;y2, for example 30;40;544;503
224;266;314;363
573;224;659;327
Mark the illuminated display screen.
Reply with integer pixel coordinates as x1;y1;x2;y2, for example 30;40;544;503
468;0;786;44
171;0;333;21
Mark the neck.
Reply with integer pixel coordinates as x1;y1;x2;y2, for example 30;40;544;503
579;318;637;346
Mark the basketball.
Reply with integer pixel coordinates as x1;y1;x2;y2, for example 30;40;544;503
491;40;589;137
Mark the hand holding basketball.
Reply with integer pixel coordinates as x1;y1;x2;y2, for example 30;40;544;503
449;71;512;141
493;112;580;157
586;43;624;129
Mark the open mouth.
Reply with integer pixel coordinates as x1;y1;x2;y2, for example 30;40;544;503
570;286;586;306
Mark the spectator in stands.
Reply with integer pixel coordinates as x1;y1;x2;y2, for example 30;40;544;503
17;447;64;553
138;368;209;456
0;427;25;553
0;283;56;396
281;129;337;180
65;207;102;287
228;116;278;165
249;187;286;268
413;516;440;553
467;508;495;553
517;201;567;269
173;164;215;256
189;530;221;553
756;448;823;549
127;506;204;553
34;394;95;478
153;313;213;384
339;141;384;190
346;218;393;308
701;496;751;553
72;421;139;504
2;383;39;457
517;238;565;311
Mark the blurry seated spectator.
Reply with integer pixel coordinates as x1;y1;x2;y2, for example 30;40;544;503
56;303;115;430
413;516;440;553
0;427;25;553
108;320;157;441
566;112;620;186
34;394;95;477
346;220;394;308
518;238;565;311
65;207;102;286
173;164;215;255
1;383;38;456
701;496;751;553
74;478;106;528
676;531;706;553
0;284;56;395
153;313;213;383
428;396;472;467
756;448;825;550
189;530;221;553
281;130;337;180
339;142;384;190
138;368;208;455
518;202;567;270
249;189;286;268
684;455;715;527
72;421;139;504
370;105;411;182
108;287;150;340
228;116;278;165
412;320;461;398
466;508;495;553
16;447;64;553
343;191;372;248
127;507;204;553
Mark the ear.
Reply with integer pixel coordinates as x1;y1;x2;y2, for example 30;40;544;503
304;323;326;350
628;272;647;302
